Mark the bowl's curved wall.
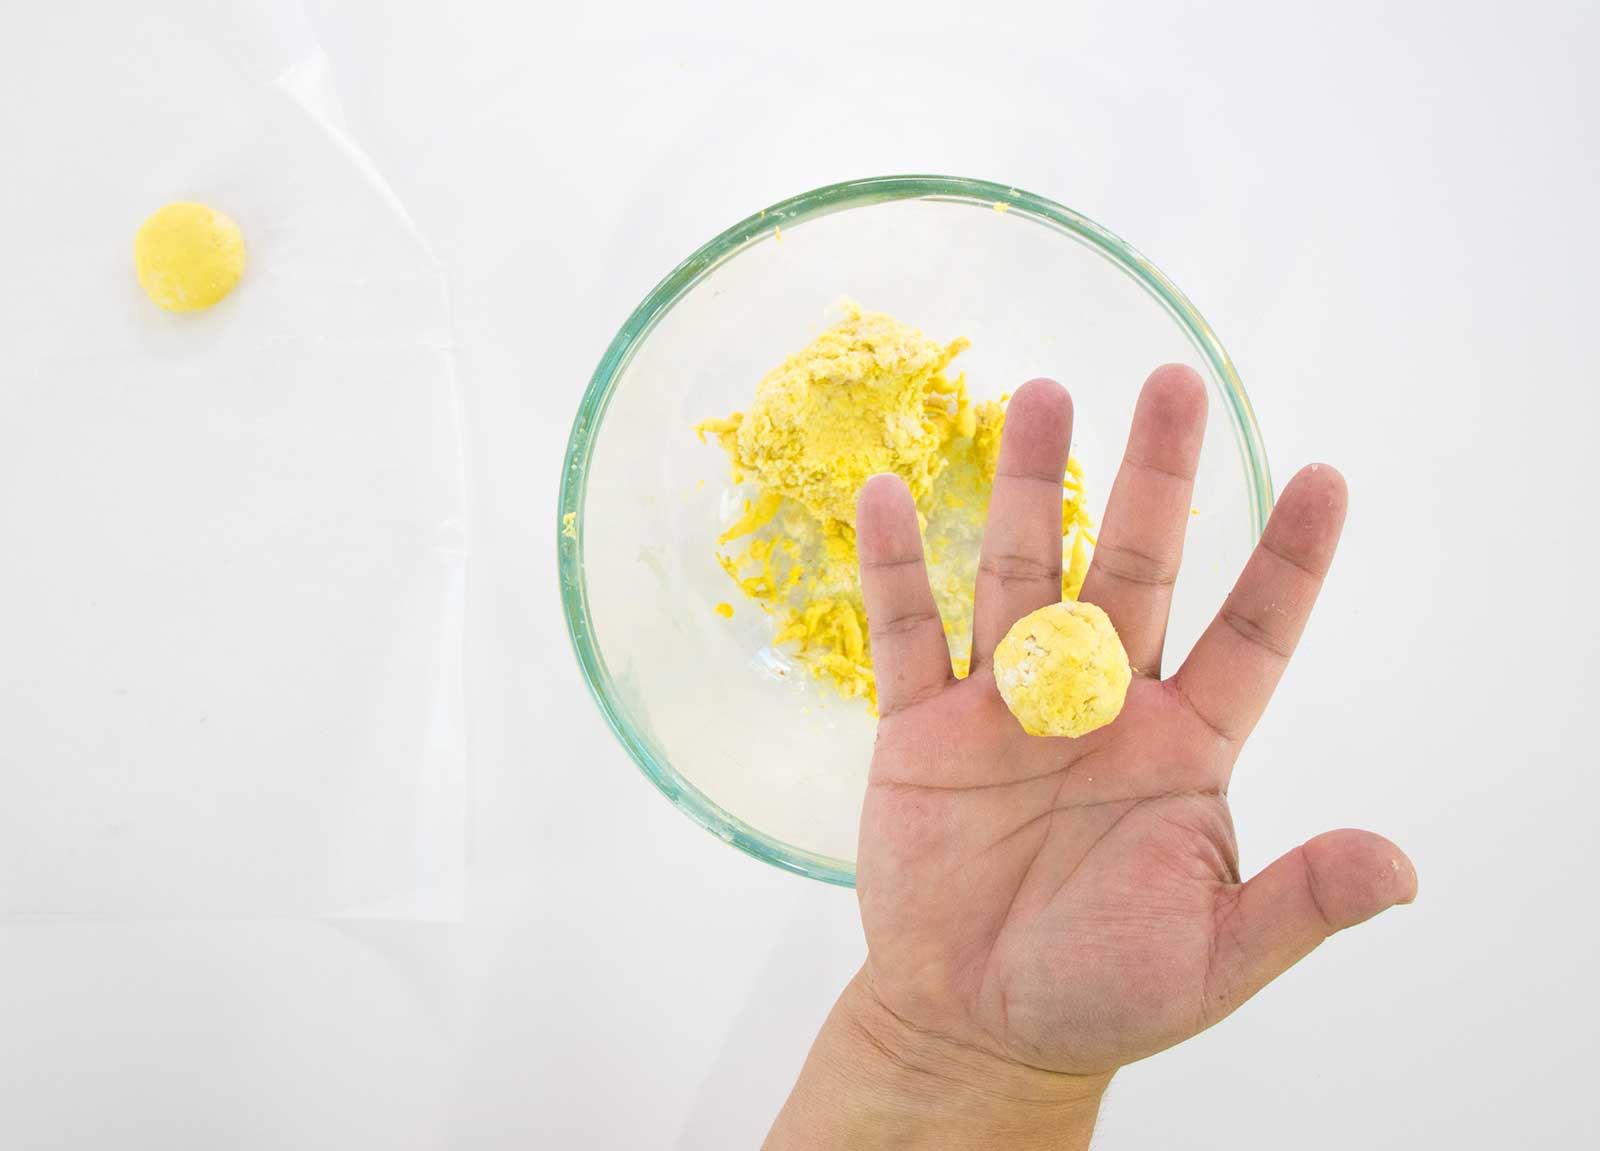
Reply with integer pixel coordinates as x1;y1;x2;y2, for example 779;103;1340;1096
560;176;1270;886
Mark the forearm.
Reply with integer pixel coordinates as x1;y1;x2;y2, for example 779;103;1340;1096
765;970;1110;1150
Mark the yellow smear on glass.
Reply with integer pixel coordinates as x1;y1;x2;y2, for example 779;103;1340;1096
134;202;245;312
697;303;1093;711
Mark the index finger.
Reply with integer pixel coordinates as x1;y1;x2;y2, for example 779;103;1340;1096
1170;464;1348;750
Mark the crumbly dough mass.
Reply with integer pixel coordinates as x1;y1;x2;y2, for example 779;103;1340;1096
697;303;1095;710
993;600;1131;738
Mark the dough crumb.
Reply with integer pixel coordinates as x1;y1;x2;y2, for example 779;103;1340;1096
561;511;578;539
993;600;1130;738
134;202;245;312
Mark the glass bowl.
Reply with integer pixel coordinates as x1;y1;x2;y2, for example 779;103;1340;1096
559;175;1271;886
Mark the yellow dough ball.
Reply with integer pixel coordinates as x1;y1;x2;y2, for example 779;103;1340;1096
993;600;1131;738
134;202;246;312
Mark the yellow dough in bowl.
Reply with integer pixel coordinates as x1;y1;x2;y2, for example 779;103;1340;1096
699;304;971;524
134;202;246;312
697;303;1098;710
993;600;1131;738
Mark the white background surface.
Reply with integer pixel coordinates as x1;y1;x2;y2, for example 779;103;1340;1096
2;0;1596;1146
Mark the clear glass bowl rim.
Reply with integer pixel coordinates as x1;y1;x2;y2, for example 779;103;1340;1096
558;173;1272;888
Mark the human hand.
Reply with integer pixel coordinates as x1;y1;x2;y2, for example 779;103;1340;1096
767;368;1416;1149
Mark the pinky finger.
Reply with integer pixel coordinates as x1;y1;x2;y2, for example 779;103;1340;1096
857;474;953;718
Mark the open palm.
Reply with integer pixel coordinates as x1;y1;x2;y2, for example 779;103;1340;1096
854;368;1416;1078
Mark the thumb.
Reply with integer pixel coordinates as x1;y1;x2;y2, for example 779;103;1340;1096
1206;829;1418;1022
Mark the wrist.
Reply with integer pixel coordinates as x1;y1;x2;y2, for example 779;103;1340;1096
766;969;1112;1150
